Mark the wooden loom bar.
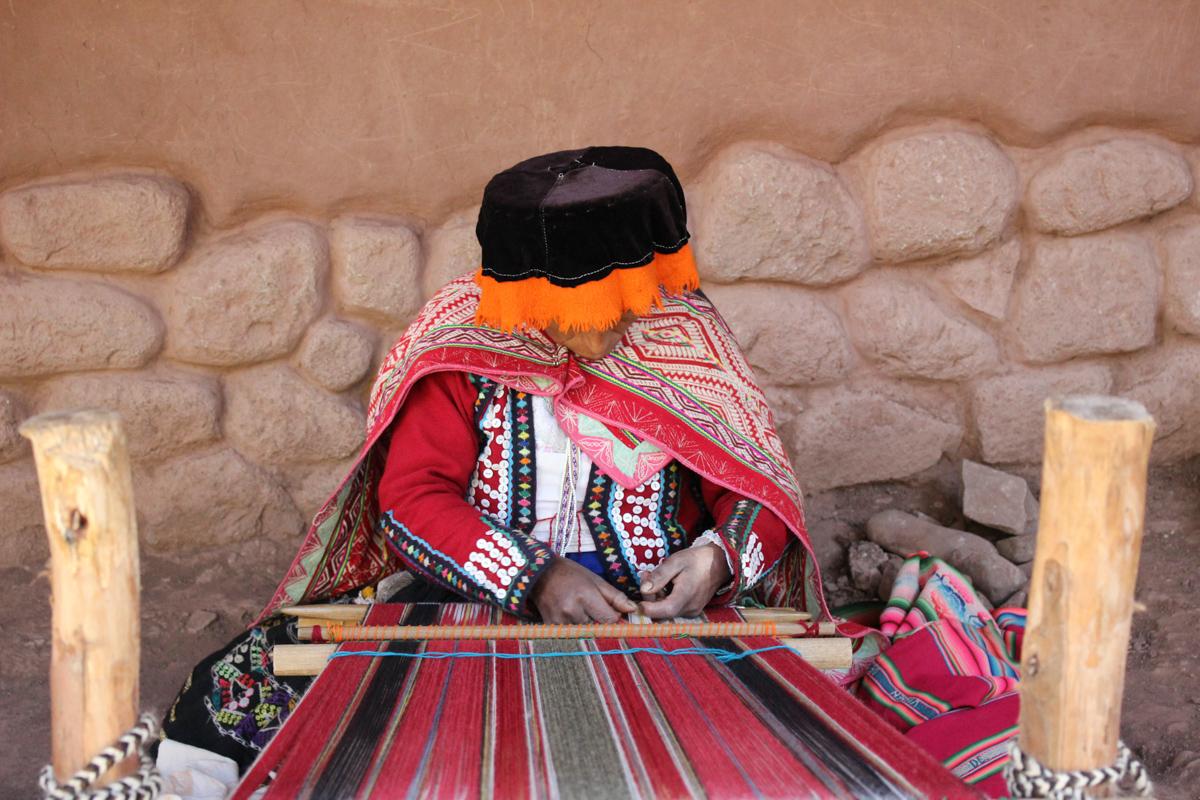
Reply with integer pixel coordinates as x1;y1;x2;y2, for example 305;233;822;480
283;604;817;627
281;604;374;624
1019;396;1155;774
20;411;141;784
273;636;853;676
274;644;339;676
298;619;835;642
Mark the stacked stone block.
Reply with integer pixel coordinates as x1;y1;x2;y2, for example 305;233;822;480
692;125;1196;490
1;122;1197;566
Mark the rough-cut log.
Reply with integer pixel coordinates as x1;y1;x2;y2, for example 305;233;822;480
1019;396;1154;774
20;411;141;783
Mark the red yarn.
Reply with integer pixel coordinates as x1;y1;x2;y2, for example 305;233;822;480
234;604;978;799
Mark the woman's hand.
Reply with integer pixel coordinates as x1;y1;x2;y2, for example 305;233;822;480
531;557;638;623
638;544;732;619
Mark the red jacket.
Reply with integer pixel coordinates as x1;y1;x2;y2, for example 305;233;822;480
377;371;791;618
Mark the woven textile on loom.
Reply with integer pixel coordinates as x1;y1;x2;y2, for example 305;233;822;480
232;604;977;799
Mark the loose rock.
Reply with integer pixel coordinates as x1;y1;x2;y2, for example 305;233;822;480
1000;587;1029;608
184;610;219;634
866;509;1026;604
330;215;423;322
37;371;220;460
970;364;1113;463
1011;233;1158;363
704;283;855;385
691;142;870;285
0;173;190;272
848;541;889;594
1026;138;1193;235
422;207;482;299
843;274;999;380
858;131;1018;262
824;575;868;610
295;318;376;393
996;536;1037;564
788;384;963;490
938;238;1021;320
1164;222;1200;336
877;554;905;600
805;518;862;574
0;275;163;378
224;364;366;464
961;459;1038;535
165;220;326;366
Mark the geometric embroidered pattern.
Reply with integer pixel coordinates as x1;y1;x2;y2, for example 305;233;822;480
384;385;699;610
379;511;551;616
261;276;821;621
713;499;773;594
204;628;302;751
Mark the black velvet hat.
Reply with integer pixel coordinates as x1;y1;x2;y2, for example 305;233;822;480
473;146;699;332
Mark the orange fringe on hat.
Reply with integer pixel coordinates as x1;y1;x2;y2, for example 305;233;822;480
474;245;700;333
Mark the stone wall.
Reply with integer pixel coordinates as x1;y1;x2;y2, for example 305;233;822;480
2;121;1198;566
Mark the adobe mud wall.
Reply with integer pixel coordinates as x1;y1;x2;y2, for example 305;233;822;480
1;1;1198;563
3;0;1200;224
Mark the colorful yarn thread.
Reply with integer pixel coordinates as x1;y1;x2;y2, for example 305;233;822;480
327;644;797;664
233;604;970;800
306;619;821;643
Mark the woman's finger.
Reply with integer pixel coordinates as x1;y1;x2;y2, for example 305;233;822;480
640;552;689;596
594;578;638;614
580;589;622;624
640;566;704;618
639;591;686;619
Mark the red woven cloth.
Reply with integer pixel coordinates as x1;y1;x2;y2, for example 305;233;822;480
232;604;978;800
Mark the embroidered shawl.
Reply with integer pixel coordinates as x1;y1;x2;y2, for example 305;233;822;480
259;276;825;620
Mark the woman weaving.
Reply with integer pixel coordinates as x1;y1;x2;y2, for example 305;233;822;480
160;145;822;776
323;145;811;625
160;147;1022;798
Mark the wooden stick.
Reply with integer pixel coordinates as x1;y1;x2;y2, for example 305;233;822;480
21;411;141;784
777;637;853;670
275;644;339;676
732;606;813;621
299;619;834;643
273;635;852;676
1019;396;1154;775
281;604;823;632
280;604;370;623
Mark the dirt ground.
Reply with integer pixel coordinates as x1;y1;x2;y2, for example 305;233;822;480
2;459;1197;799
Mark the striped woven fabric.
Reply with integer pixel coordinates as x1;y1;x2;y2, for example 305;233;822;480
232;604;978;799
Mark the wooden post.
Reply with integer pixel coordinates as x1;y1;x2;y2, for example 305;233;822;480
1019;396;1154;776
20;411;141;784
